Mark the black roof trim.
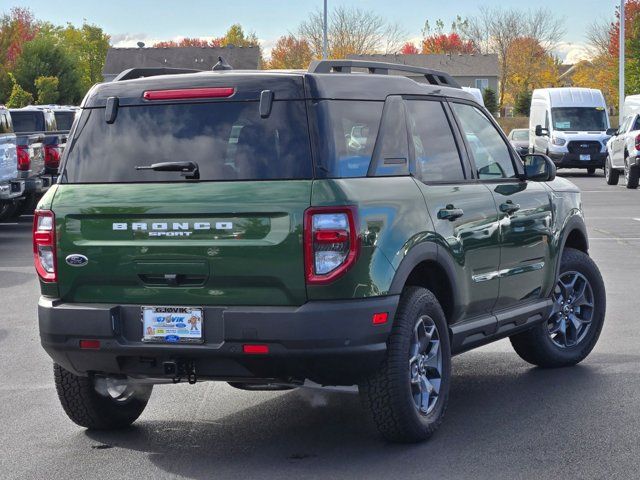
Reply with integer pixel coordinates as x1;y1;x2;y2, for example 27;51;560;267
308;59;461;89
113;67;202;82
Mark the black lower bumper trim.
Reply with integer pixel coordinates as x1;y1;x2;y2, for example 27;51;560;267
548;152;606;168
39;296;398;385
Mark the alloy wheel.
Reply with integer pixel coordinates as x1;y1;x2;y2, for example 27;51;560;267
548;271;594;348
409;315;442;415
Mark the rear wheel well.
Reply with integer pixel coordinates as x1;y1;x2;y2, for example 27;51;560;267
564;228;588;254
403;261;454;322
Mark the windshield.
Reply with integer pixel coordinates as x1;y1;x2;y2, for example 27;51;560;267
63;101;313;183
551;107;607;131
511;130;529;141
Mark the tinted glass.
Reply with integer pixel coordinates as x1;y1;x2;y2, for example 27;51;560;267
313;100;383;178
406;100;464;182
0;112;12;134
451;102;516;179
10;111;43;133
371;96;409;177
54;111;75;131
63;101;312;183
633;116;640;131
551;107;607;131
511;130;529;141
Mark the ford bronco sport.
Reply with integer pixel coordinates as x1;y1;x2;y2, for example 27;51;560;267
36;60;606;443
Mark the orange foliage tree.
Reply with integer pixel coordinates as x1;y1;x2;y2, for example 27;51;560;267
267;35;312;69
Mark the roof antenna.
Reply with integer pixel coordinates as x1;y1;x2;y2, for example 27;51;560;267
212;56;233;71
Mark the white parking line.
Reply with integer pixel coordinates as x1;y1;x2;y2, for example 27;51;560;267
634;218;640;223
0;223;18;226
590;237;640;240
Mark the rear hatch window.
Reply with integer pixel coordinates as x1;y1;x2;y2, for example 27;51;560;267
10;111;43;133
63;101;313;183
54;111;76;131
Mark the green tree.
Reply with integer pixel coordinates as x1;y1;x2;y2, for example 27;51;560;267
514;90;532;116
482;88;498;115
6;81;33;108
35;75;59;104
13;36;82;104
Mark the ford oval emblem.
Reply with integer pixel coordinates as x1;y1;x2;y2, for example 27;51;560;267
65;254;88;267
165;335;180;343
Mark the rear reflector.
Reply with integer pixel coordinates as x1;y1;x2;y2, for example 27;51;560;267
372;312;388;325
143;87;235;101
243;344;269;354
79;339;101;350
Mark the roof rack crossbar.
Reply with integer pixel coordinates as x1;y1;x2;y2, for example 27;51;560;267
308;60;461;89
112;67;203;82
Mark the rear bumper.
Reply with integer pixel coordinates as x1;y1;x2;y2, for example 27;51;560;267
0;180;25;201
548;151;606;169
39;295;398;385
20;173;56;194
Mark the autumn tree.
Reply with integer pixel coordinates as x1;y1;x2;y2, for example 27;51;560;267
154;38;212;48
6;78;33;108
299;6;404;58
267;35;312;69
400;42;419;55
0;7;38;102
462;8;564;110
421;18;476;54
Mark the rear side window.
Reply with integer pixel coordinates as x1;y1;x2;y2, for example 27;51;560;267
63;101;313;183
312;100;383;178
0;112;12;134
451;102;516;180
406;100;465;182
10;111;43;133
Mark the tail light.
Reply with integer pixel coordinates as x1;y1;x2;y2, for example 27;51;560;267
304;206;359;284
635;134;640;151
33;210;56;282
44;145;61;170
17;145;30;171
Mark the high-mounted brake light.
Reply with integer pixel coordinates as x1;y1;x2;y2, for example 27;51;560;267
243;344;269;354
33;210;56;282
17;145;30;171
143;87;235;101
304;206;359;285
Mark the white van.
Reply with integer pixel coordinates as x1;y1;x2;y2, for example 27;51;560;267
623;94;640;118
530;88;610;174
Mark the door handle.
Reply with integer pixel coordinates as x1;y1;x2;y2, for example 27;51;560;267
500;200;520;215
437;205;464;221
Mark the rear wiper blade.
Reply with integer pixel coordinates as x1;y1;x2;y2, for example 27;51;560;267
135;161;199;179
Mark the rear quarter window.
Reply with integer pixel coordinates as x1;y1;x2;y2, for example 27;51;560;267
10;111;43;133
62;100;313;183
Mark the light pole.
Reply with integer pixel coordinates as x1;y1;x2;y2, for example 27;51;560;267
620;0;625;117
323;0;328;59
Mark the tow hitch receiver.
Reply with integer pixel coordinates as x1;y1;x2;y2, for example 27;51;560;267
163;360;197;384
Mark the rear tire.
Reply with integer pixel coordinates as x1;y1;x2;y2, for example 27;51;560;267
54;364;152;429
587;167;596;175
510;248;605;368
14;193;40;217
625;161;639;189
359;287;451;443
0;201;18;222
604;156;619;185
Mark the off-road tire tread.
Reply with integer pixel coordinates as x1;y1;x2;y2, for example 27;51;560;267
360;287;450;443
510;248;606;368
54;363;151;429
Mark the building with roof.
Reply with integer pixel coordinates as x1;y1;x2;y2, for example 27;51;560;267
347;53;500;92
102;46;261;82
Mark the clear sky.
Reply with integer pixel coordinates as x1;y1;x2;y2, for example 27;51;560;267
8;0;618;62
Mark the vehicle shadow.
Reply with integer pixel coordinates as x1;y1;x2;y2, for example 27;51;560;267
83;350;640;479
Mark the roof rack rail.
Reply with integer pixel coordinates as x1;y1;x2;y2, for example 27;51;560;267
308;59;461;89
112;67;202;82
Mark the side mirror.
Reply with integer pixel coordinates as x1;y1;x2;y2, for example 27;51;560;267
535;125;549;137
523;154;556;182
606;128;618;136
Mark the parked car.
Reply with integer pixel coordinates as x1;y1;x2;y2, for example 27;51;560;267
0;106;25;221
9;107;67;215
604;113;640;188
36;60;606;443
33;105;80;132
508;128;530;157
530;88;611;174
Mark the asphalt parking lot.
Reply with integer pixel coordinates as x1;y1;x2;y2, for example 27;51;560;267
1;171;639;480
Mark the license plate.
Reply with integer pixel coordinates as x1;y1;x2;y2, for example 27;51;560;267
580;154;591;161
141;306;203;343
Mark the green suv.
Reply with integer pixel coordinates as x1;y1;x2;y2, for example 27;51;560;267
36;60;606;443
